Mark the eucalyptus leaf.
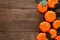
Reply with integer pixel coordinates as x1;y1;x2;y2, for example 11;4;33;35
35;0;42;3
41;0;47;6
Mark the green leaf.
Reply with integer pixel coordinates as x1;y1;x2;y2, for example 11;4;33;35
35;0;42;3
41;0;47;6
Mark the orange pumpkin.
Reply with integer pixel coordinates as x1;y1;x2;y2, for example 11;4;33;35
53;20;60;29
49;29;57;38
48;0;58;8
55;36;60;40
36;33;48;40
53;20;60;35
39;21;51;32
44;11;56;22
37;2;48;13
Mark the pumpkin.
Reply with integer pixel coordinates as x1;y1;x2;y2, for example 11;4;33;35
39;21;51;32
44;11;56;22
49;3;60;12
48;0;58;8
49;29;57;38
53;20;60;29
55;36;60;40
37;2;48;13
36;33;48;40
53;20;60;35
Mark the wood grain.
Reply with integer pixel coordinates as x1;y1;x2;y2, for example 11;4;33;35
0;8;43;32
0;32;39;40
0;0;37;8
0;0;43;40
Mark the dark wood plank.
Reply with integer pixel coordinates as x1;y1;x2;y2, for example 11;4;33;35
0;8;43;32
0;0;37;8
0;32;39;40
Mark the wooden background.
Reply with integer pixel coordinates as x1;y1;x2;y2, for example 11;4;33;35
0;0;43;40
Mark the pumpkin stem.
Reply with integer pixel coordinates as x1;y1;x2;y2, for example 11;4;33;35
46;32;51;38
56;27;60;35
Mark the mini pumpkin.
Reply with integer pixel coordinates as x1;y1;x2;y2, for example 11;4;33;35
48;0;58;8
44;11;56;22
36;33;48;40
55;36;60;40
39;21;51;32
48;3;60;12
49;29;57;38
53;20;60;35
37;2;48;13
53;20;60;29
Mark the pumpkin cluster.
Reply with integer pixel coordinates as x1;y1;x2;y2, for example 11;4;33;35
36;0;60;40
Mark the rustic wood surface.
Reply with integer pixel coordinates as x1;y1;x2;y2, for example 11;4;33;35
0;0;37;8
0;0;43;40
